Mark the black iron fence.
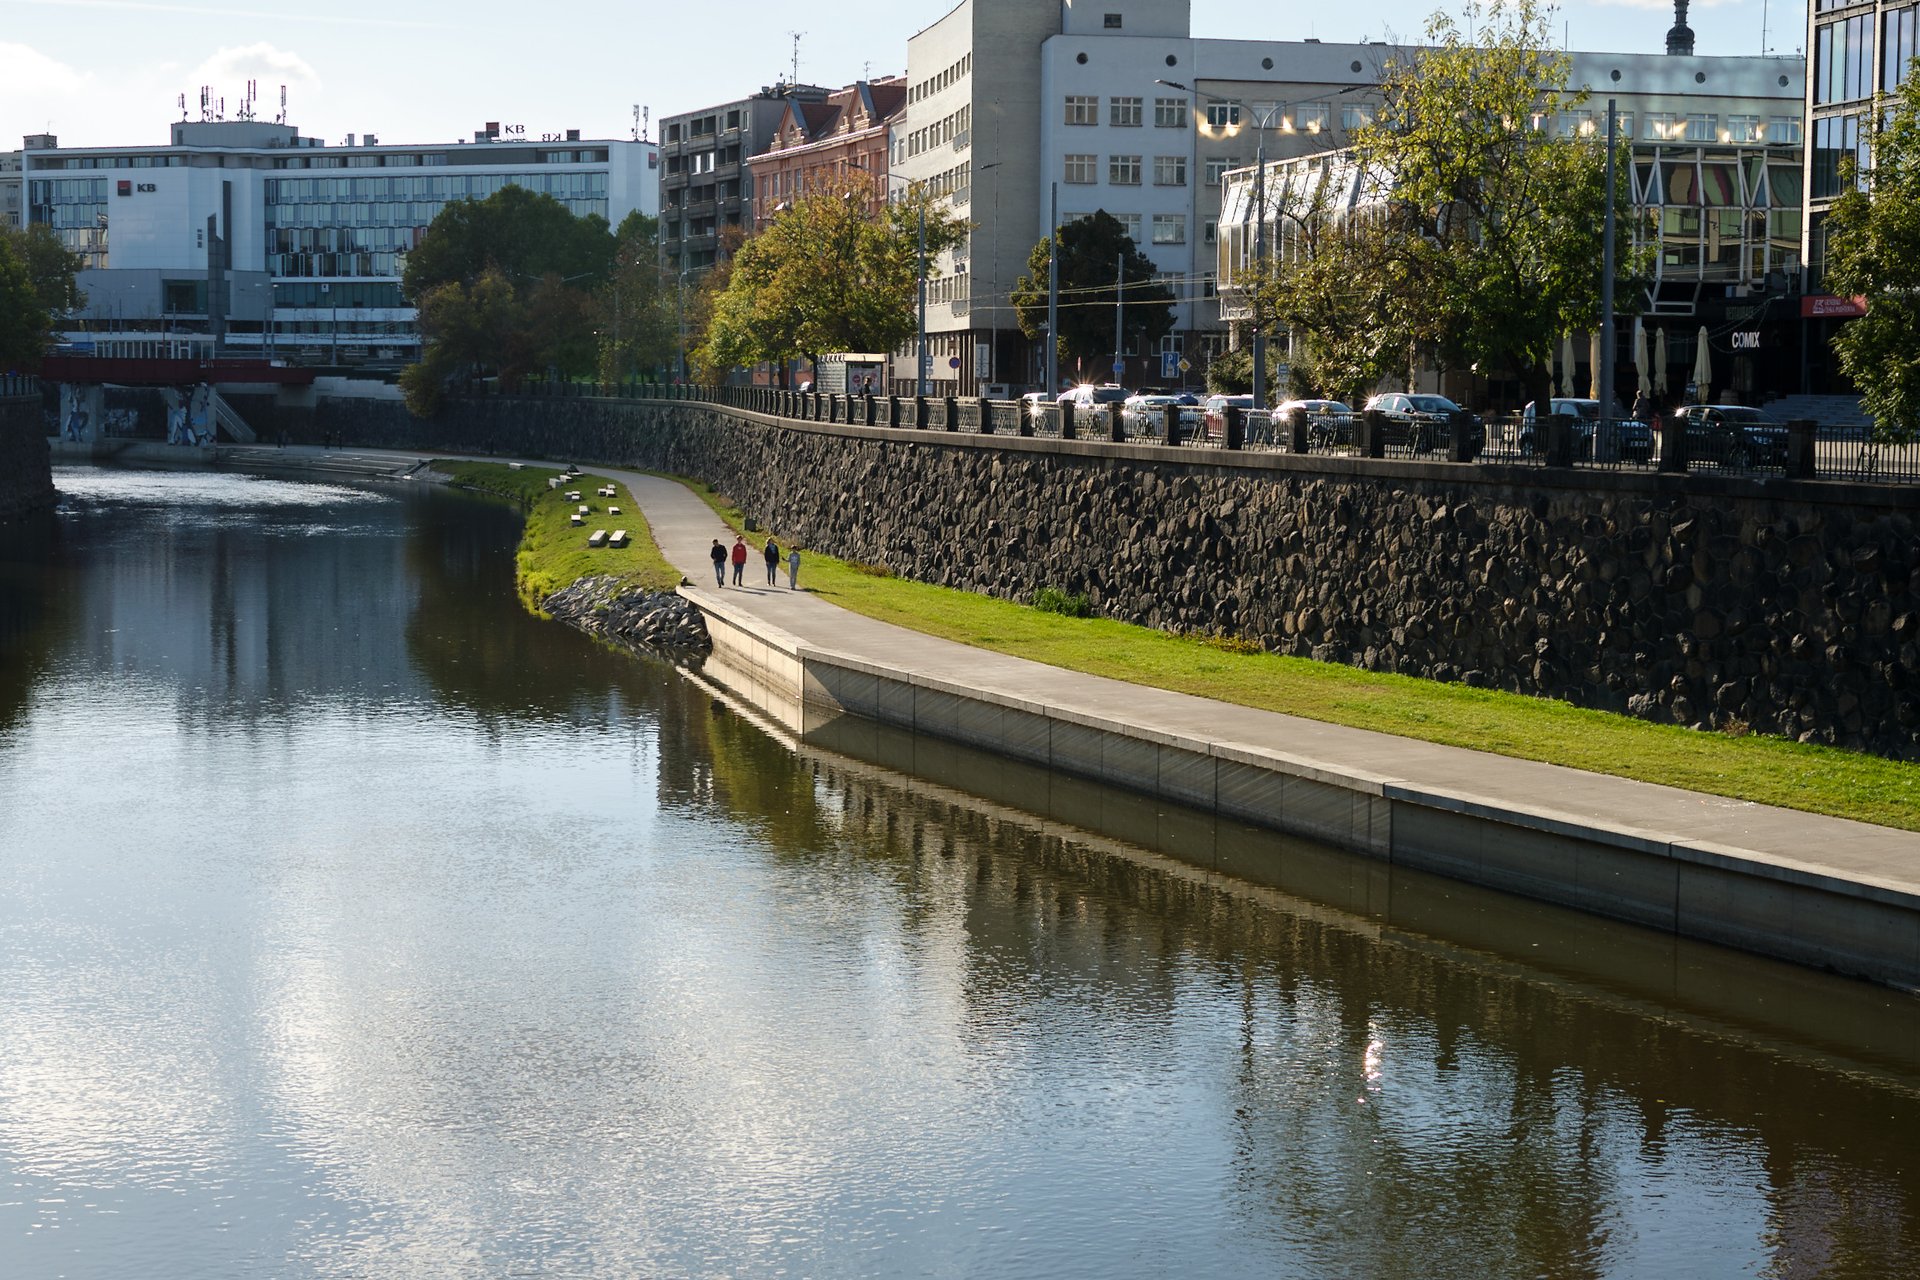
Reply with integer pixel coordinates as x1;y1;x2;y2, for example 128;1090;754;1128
0;373;40;399
468;379;1920;486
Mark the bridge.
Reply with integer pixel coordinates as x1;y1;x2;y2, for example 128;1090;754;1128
41;349;316;449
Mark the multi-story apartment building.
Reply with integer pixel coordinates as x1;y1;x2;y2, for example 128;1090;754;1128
0;149;21;230
659;85;828;276
22;119;657;365
1216;40;1803;407
1802;0;1916;390
745;77;908;231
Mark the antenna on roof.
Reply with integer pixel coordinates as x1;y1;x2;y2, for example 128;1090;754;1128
177;92;188;121
787;30;805;88
277;84;287;126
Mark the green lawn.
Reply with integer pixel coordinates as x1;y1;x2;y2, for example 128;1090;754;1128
433;461;681;606
670;475;1920;832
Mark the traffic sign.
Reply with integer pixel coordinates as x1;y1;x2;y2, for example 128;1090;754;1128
1178;358;1192;372
949;356;961;369
1111;358;1126;376
1160;351;1180;380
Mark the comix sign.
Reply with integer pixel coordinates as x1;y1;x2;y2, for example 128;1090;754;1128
1730;332;1762;351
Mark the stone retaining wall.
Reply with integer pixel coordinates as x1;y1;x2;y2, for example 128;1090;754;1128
318;395;1920;759
0;396;55;521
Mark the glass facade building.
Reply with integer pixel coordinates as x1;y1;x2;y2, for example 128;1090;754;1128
1806;1;1920;274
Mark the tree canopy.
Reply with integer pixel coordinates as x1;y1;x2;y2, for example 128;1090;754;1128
694;176;967;384
0;225;85;370
599;211;677;383
1244;0;1643;406
1825;70;1920;442
1011;211;1174;383
401;184;612;301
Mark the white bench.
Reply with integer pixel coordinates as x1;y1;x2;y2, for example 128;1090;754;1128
588;530;609;548
608;529;629;547
608;505;621;516
570;513;584;526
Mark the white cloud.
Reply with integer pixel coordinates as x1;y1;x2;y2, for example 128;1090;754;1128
0;42;92;99
190;42;321;92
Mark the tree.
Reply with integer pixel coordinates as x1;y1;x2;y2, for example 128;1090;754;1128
1255;0;1642;408
1825;71;1920;442
597;211;676;383
694;176;967;383
1012;211;1174;382
3;225;86;320
0;237;46;371
399;186;616;415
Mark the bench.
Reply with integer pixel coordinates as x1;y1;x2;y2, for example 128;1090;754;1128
608;506;621;516
588;530;608;548
608;529;629;547
570;513;584;526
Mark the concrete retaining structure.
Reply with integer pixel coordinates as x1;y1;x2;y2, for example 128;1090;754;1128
0;392;54;521
691;589;1920;991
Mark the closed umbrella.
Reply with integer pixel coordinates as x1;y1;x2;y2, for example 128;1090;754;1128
1652;327;1667;396
1632;318;1651;396
1559;335;1576;398
1588;330;1603;401
1691;325;1712;403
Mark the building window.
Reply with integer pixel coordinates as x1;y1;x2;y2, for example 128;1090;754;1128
1555;111;1594;138
1293;103;1331;134
1110;154;1142;184
1815;13;1873;105
1203;219;1217;245
1115;211;1142;242
1110;96;1143;127
1205;103;1242;129
1683;113;1718;142
1341;103;1374;131
1155;98;1189;128
1203;157;1241;186
1644;112;1679;141
1065;95;1099;126
1151;213;1186;244
1886;5;1920;90
1104;12;1122;27
1768;115;1803;145
1064;153;1097;184
1727;115;1763;143
1812;112;1868;198
1153;155;1187;186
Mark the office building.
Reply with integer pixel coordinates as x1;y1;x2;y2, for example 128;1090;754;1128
23;119;657;365
660;85;828;276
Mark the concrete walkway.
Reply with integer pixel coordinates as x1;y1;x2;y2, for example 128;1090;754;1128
224;446;1920;906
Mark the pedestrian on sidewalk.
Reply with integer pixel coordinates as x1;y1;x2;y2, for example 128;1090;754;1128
764;538;781;586
710;539;726;587
730;535;748;586
787;546;801;589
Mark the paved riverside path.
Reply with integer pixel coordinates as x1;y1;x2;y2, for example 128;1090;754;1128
230;447;1920;901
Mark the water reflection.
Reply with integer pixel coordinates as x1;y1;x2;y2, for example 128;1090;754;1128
0;466;1916;1280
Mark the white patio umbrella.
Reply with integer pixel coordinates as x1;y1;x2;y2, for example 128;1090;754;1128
1559;335;1576;398
1632;318;1651;397
1691;324;1712;403
1588;330;1603;401
1652;327;1667;396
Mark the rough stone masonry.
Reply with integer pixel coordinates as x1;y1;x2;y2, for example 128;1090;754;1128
318;395;1920;760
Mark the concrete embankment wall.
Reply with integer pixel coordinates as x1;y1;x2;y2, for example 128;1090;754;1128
0;394;54;521
318;394;1920;760
693;592;1920;991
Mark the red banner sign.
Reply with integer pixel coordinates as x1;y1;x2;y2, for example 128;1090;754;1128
1802;294;1869;318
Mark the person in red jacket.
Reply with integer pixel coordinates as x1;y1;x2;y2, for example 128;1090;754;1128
730;535;748;586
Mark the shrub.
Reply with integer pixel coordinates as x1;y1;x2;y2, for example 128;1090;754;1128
1033;587;1092;617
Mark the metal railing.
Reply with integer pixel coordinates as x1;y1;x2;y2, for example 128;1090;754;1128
461;379;1920;485
0;373;40;399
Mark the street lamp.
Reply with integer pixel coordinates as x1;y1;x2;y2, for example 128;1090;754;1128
975;160;1003;392
1158;79;1359;412
854;161;930;396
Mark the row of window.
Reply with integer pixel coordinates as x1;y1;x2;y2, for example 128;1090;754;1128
264;172;608;203
1062;210;1210;248
898;104;971;162
267;198;608;229
910;52;970;104
272;281;408;308
1065;95;1190;128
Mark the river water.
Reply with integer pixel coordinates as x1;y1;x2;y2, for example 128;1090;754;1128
2;466;1919;1279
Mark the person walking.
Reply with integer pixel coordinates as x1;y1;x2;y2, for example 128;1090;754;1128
709;539;727;587
764;538;781;586
730;535;748;586
786;545;801;590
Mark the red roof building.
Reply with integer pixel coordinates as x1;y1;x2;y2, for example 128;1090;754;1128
746;77;907;229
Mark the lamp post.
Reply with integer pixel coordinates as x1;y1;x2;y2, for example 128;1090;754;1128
1158;80;1358;411
975;160;1003;392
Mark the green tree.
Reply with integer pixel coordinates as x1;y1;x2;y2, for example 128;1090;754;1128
597;211;676;383
1826;71;1920;441
401;184;612;301
695;176;967;383
1266;0;1641;407
0;237;46;370
3;225;86;320
1012;210;1174;382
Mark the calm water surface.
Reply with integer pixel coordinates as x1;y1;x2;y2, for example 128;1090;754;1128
2;466;1919;1279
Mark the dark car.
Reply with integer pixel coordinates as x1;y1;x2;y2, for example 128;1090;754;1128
1520;398;1654;463
1671;404;1788;468
1363;392;1483;456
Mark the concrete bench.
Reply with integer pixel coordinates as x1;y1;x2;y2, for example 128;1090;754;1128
569;513;584;526
588;530;608;548
608;505;622;516
608;529;629;547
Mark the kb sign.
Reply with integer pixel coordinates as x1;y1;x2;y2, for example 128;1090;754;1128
1730;331;1762;351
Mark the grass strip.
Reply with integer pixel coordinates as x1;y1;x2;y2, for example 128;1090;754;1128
669;474;1920;832
433;461;681;607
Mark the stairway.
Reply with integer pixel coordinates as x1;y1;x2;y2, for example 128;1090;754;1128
1758;393;1874;434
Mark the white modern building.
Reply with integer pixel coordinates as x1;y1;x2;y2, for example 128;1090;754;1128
23;119;658;366
890;0;1802;396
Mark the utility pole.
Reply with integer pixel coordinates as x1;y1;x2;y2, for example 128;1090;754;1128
1046;182;1059;396
1252;135;1268;412
1600;98;1618;421
1114;252;1125;384
917;197;929;395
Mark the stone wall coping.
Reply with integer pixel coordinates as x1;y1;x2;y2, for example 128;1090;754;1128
664;398;1920;515
680;587;1920;916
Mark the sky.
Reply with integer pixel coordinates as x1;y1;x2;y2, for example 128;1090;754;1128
3;0;1804;150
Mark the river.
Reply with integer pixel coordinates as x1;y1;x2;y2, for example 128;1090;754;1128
2;466;1918;1279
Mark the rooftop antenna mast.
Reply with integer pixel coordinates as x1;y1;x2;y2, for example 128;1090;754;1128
276;84;287;126
788;30;805;88
177;92;188;121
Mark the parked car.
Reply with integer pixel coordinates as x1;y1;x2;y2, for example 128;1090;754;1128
1363;392;1482;455
1122;391;1199;435
1202;393;1255;440
1275;399;1355;448
1516;399;1655;463
1671;404;1789;468
1021;391;1054;424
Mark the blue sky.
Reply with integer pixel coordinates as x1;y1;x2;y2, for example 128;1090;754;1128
4;0;1802;149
